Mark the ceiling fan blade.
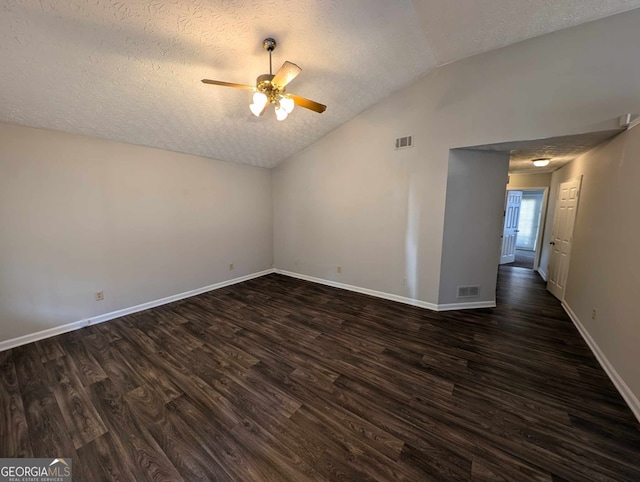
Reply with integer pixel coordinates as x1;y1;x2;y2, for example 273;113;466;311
271;61;302;89
289;94;327;114
201;79;254;90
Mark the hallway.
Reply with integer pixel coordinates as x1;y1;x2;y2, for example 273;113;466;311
509;249;536;269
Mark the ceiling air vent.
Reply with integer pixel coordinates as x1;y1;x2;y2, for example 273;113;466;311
457;285;480;298
395;136;413;150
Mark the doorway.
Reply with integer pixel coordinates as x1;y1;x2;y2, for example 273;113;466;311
449;128;623;308
500;188;548;270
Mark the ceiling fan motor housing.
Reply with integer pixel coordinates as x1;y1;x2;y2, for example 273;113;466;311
256;73;281;101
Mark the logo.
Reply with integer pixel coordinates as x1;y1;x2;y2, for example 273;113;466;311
0;458;72;482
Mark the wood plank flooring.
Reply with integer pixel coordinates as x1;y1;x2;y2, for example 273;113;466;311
1;266;639;481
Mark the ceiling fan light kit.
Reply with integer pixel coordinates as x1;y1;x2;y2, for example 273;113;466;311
202;38;326;121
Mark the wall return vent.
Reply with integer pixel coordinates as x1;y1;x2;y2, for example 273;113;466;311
457;285;480;298
395;136;413;150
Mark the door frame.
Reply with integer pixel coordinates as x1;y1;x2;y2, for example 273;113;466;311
503;186;549;271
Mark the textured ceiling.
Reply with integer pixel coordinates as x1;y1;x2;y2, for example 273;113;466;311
469;130;624;174
1;1;639;168
411;0;640;65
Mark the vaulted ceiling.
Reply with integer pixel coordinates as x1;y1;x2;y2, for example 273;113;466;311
2;0;639;167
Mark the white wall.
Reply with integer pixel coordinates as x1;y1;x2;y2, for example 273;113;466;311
0;123;272;343
438;149;509;306
545;126;640;414
273;9;640;306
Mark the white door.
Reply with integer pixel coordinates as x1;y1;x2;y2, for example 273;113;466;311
500;190;523;264
547;177;582;300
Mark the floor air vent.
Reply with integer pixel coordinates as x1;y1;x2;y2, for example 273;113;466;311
395;136;413;150
457;285;480;298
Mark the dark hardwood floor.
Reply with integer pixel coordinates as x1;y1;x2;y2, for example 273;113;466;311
1;266;639;481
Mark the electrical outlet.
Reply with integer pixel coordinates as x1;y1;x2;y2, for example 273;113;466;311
592;309;597;320
229;263;234;270
403;278;408;286
95;291;104;301
337;266;342;274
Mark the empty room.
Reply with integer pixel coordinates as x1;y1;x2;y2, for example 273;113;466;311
1;1;640;480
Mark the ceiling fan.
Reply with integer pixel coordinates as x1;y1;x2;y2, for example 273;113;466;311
202;38;326;121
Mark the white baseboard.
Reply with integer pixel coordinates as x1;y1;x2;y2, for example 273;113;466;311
437;301;496;311
537;267;547;281
274;269;495;312
562;301;640;424
86;269;275;326
0;269;275;353
275;269;439;310
0;319;91;353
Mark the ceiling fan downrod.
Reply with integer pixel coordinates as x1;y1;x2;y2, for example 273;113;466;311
263;38;276;76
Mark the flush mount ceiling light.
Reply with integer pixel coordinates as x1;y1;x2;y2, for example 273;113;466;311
201;38;326;121
532;158;551;167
